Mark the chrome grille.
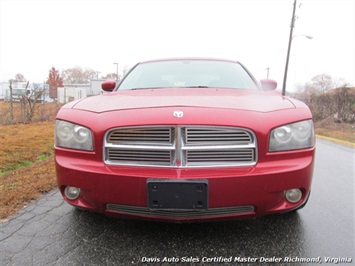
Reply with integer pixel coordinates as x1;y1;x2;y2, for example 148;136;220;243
107;127;174;144
186;149;255;164
104;126;257;167
106;204;255;218
185;127;252;145
107;148;173;166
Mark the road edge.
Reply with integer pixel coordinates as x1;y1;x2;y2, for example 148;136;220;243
316;134;355;148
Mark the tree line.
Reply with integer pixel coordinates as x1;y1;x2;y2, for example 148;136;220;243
292;74;354;123
12;66;120;85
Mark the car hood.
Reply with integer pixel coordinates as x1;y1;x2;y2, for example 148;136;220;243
70;88;295;113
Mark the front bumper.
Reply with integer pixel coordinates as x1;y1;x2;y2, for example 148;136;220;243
55;147;315;222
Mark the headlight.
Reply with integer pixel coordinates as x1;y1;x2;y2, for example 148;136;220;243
55;120;93;151
269;120;315;152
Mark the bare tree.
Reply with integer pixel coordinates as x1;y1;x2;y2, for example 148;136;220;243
309;74;333;94
14;73;26;82
16;82;45;123
102;73;120;80
62;66;98;84
9;80;14;124
333;77;349;89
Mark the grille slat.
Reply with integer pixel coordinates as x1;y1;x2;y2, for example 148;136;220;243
108;128;173;143
108;149;172;165
106;204;255;218
105;126;257;167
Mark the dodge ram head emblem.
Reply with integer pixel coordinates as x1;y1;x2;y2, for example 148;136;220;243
173;111;184;118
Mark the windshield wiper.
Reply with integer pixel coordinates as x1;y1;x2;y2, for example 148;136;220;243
131;86;209;90
181;86;209;88
131;87;169;90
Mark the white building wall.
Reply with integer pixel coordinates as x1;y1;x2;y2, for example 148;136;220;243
0;80;107;101
89;79;106;96
1;82;51;101
1;82;29;101
58;87;87;103
0;82;5;100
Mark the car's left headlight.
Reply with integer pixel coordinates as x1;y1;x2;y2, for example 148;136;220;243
269;120;315;152
55;120;93;151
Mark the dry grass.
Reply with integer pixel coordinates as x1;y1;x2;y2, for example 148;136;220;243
315;117;355;144
0;121;55;174
316;128;355;145
0;121;57;219
0;101;61;125
0;158;57;219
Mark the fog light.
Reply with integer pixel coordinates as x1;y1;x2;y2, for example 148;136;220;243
285;188;302;203
64;186;81;200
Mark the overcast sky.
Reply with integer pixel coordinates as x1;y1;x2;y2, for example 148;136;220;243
0;0;354;90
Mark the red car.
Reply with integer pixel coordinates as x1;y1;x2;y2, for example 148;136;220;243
55;58;315;222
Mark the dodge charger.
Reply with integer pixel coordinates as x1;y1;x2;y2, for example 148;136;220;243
55;58;315;222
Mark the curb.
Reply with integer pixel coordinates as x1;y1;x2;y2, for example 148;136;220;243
316;134;355;148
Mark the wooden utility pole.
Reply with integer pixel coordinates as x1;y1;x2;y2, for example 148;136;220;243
282;0;297;96
265;67;270;79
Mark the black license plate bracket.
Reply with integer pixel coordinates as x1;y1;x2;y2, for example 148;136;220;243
147;179;208;210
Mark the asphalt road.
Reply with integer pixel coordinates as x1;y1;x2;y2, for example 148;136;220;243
0;138;354;265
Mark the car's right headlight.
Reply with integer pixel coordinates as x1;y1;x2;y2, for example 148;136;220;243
55;120;93;151
269;120;315;152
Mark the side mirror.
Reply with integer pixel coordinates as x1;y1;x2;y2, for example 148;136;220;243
260;79;277;91
101;80;116;92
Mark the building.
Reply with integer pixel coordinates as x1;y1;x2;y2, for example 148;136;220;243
57;79;114;103
0;82;5;100
1;81;29;101
89;79;107;96
57;85;88;103
1;79;112;103
0;82;49;102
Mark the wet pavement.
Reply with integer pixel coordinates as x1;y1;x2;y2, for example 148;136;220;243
0;139;354;265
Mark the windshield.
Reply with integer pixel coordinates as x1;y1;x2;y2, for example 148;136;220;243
117;60;259;90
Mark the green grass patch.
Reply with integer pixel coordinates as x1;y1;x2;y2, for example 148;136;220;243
0;183;16;191
0;153;53;177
